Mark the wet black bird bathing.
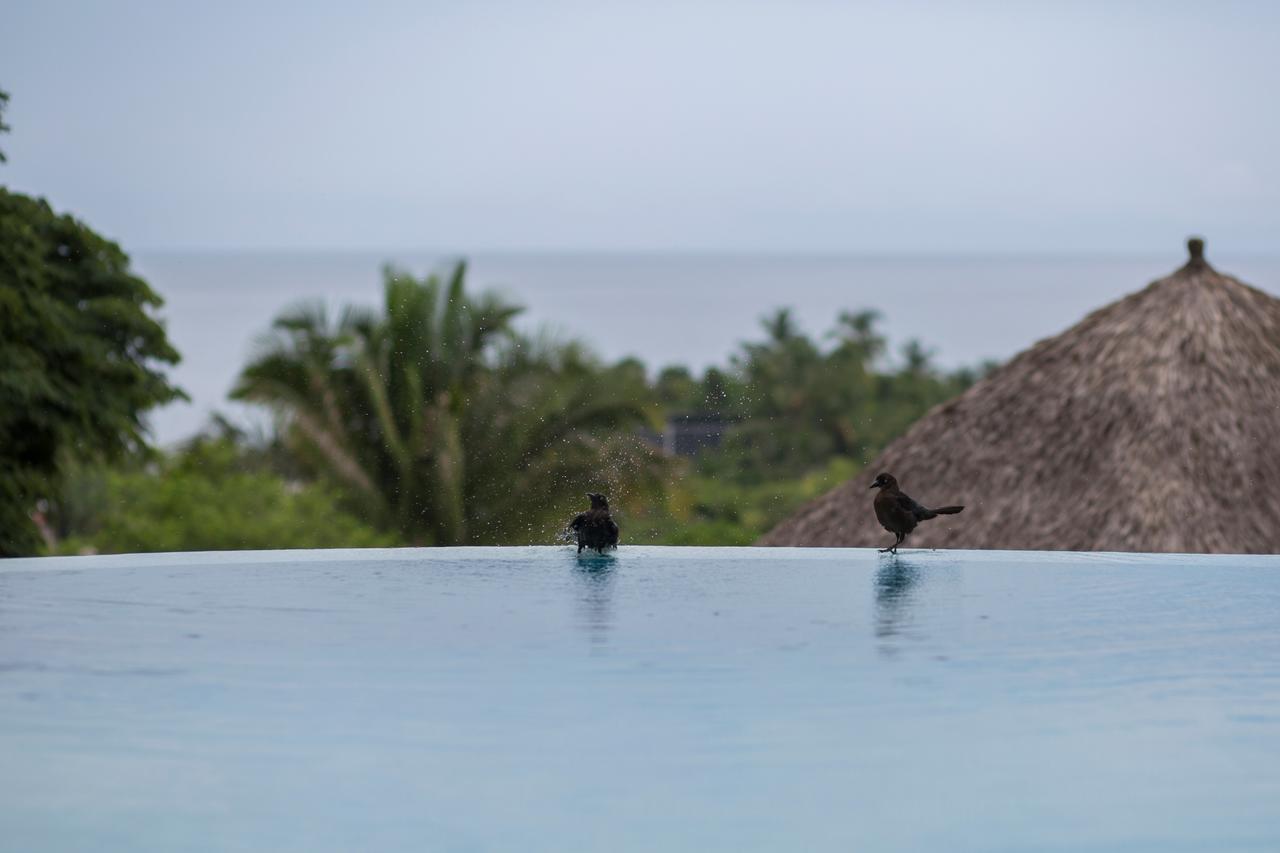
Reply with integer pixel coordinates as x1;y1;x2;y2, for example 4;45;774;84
570;493;620;554
869;473;964;554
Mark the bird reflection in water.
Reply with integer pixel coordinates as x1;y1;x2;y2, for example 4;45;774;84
573;551;618;646
875;559;923;651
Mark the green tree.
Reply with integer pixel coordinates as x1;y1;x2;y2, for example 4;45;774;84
655;365;696;408
672;308;979;491
233;262;665;545
52;435;393;554
0;190;183;556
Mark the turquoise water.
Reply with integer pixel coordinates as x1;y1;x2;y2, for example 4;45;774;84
3;547;1279;851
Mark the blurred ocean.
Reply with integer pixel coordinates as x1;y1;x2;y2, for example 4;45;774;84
134;251;1280;445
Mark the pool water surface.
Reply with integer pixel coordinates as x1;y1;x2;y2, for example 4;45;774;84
2;546;1278;851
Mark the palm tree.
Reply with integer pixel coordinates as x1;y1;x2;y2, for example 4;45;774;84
233;262;664;545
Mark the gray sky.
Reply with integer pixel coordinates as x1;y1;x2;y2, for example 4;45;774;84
3;1;1278;252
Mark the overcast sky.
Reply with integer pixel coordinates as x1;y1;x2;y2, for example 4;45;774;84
2;1;1278;253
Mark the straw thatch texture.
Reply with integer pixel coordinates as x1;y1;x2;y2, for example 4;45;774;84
760;240;1280;553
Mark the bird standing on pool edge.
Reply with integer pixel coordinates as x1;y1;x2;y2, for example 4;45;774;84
570;493;619;554
870;473;963;554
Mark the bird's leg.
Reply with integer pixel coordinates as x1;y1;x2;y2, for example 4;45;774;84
881;533;903;555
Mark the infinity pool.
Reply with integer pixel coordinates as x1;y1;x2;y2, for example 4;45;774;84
3;547;1279;851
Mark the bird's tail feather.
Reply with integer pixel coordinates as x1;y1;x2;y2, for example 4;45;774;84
933;505;964;515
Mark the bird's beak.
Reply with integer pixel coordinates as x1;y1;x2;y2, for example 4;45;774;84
869;482;878;489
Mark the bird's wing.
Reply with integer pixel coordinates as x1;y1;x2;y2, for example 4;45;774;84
570;513;587;530
895;493;930;520
607;518;619;542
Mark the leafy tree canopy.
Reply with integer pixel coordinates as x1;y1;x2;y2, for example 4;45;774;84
51;434;394;554
0;189;183;555
233;262;666;545
655;308;980;486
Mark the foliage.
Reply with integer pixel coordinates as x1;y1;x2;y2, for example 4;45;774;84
0;186;983;553
232;262;667;545
628;309;985;542
0;88;9;163
51;435;393;554
0;189;183;556
658;308;980;483
630;457;860;545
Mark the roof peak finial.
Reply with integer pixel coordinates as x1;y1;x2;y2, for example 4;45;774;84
1187;236;1206;265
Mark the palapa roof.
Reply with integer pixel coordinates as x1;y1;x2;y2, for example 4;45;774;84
760;238;1280;554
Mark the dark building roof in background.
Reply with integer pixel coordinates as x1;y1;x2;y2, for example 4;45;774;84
760;239;1280;553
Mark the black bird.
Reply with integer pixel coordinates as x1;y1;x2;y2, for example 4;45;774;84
869;472;963;554
570;493;619;554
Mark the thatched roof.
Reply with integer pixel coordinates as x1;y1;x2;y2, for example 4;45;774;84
760;238;1280;554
